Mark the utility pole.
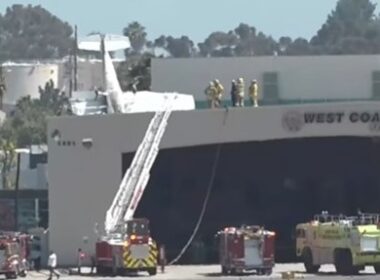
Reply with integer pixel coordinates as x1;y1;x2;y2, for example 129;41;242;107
100;34;106;91
14;151;21;231
74;25;78;92
0;65;6;110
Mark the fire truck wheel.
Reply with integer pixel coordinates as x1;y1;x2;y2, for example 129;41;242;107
302;248;320;273
111;256;117;277
374;264;380;274
5;272;17;279
265;268;272;275
96;265;105;275
334;249;358;275
147;267;157;276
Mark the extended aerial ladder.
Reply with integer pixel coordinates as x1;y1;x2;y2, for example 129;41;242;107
77;33;191;275
95;99;175;275
105;97;175;234
78;34;176;234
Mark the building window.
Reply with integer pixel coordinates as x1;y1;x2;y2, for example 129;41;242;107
0;199;15;231
17;199;48;231
372;71;380;98
262;72;279;102
18;199;36;231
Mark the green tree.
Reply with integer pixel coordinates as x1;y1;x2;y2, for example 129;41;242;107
38;79;69;116
0;121;16;189
123;21;147;54
117;52;153;91
234;24;278;56
0;4;73;60
311;0;380;54
198;31;238;57
152;35;197;57
10;96;47;147
198;23;278;57
287;38;312;55
165;36;195;57
278;36;293;55
6;80;69;147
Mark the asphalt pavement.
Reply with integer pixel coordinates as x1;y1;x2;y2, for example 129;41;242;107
21;264;380;280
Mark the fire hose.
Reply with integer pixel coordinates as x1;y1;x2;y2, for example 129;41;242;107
168;143;222;265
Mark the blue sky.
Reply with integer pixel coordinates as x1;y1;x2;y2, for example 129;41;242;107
1;0;380;43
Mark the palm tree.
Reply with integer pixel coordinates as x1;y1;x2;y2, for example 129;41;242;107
123;21;147;54
0;66;6;110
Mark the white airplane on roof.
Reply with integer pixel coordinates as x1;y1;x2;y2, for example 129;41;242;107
71;33;194;115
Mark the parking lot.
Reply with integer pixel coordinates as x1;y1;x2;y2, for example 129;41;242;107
19;264;380;280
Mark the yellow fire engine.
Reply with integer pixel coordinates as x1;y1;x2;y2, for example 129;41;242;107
296;212;380;275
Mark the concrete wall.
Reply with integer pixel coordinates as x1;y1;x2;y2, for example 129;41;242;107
48;101;380;265
151;55;380;101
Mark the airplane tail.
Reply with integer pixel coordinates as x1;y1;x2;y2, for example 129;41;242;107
78;34;131;113
75;33;195;115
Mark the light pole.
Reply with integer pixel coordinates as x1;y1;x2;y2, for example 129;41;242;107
14;151;21;231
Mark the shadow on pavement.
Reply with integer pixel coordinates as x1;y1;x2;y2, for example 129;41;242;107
315;271;375;276
68;271;152;278
199;272;258;277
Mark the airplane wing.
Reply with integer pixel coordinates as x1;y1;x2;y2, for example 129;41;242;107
78;34;130;52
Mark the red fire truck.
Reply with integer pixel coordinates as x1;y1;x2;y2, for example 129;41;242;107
216;225;275;275
96;219;157;276
0;232;31;279
88;75;172;277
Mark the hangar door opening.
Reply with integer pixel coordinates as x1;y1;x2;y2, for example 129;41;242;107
122;137;380;263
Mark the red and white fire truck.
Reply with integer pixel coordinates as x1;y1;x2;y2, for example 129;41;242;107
96;218;157;276
85;46;174;276
216;225;276;275
0;232;31;279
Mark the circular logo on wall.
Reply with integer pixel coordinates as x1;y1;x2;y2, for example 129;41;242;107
282;111;304;132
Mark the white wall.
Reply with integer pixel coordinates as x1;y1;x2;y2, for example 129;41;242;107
151;55;380;101
48;100;380;265
0;110;5;125
2;63;58;105
1;58;121;107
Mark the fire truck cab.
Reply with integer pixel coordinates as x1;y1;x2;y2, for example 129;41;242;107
216;225;275;275
96;218;157;276
296;212;380;275
0;233;30;279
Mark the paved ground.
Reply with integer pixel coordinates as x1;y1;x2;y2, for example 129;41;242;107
18;264;380;280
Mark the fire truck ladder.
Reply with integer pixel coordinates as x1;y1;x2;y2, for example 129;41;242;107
105;97;176;235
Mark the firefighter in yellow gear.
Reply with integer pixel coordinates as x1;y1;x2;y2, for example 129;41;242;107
213;79;224;107
235;77;245;107
249;79;259;107
204;82;218;108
